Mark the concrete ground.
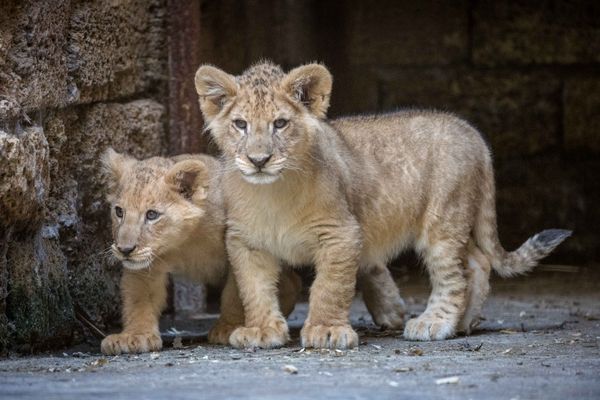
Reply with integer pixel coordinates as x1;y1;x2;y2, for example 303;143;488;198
1;268;599;400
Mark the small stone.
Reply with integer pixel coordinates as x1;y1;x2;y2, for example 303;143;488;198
172;337;183;349
409;347;424;356
282;365;298;374
436;376;460;385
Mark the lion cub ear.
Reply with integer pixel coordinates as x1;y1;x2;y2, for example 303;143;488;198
165;159;210;203
101;147;133;198
195;65;237;123
282;63;332;119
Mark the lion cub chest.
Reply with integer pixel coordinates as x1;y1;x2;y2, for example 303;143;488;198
238;199;318;266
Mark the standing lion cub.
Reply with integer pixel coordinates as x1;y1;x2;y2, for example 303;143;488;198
194;61;570;349
100;148;301;355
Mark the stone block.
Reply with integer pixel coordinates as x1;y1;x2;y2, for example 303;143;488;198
0;0;72;112
472;0;600;66
0;126;49;231
345;0;468;66
377;68;561;158
68;0;166;104
5;235;74;349
0;0;166;113
0;233;8;353
564;78;600;154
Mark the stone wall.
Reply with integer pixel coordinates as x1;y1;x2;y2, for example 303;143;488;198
0;0;168;351
197;0;600;265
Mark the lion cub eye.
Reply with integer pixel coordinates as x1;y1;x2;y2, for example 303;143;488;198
145;210;160;221
115;206;124;218
273;118;288;129
233;119;247;130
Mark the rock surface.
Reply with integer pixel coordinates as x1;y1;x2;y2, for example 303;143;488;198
0;0;168;352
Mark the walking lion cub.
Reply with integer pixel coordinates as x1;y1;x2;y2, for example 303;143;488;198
100;149;300;355
194;61;570;349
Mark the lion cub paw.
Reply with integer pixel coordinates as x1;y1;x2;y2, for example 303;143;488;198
101;332;162;355
229;320;289;349
208;320;241;345
301;324;359;349
404;314;456;341
371;299;406;330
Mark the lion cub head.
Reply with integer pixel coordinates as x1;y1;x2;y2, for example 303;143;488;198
101;148;210;270
195;61;332;184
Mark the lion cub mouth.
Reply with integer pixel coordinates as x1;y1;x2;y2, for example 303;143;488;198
241;170;280;185
111;245;153;270
121;259;153;270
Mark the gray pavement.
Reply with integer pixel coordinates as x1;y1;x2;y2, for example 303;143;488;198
1;269;599;399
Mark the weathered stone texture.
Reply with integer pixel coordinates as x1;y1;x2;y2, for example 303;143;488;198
0;0;72;112
0;0;168;352
564;78;600;155
0;0;166;114
5;235;74;350
378;68;561;158
68;0;167;103
0;127;49;231
473;1;600;66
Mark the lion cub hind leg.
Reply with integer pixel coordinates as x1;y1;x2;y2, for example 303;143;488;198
279;269;303;317
457;243;491;334
227;235;290;349
404;239;468;341
358;263;406;329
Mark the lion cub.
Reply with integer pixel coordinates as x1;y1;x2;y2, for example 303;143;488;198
100;148;300;355
194;61;570;349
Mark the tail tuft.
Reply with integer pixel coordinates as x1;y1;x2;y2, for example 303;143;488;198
534;229;572;248
491;229;572;278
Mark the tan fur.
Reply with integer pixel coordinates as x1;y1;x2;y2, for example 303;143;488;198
99;149;301;355
195;61;569;348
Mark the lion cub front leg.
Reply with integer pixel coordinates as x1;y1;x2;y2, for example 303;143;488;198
210;268;302;345
101;269;167;355
227;234;289;349
301;223;361;349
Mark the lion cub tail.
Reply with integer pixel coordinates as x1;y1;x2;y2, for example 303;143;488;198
474;166;572;278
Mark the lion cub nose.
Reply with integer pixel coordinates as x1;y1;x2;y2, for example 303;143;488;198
117;245;137;256
247;154;272;169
